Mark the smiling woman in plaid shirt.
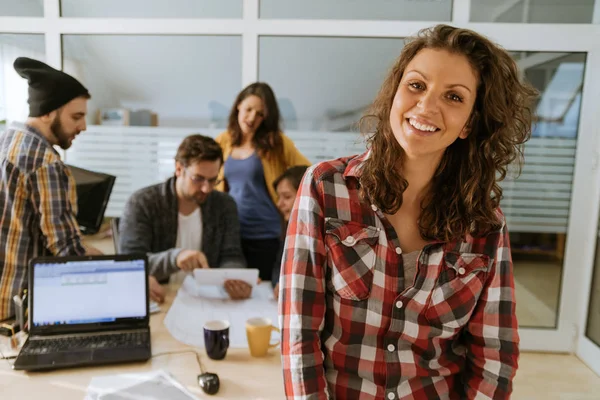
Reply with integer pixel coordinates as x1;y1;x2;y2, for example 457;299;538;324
280;25;538;400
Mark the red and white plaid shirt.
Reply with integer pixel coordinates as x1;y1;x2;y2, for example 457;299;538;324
279;152;519;400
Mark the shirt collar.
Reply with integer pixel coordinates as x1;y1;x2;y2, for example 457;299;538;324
341;149;497;250
10;121;59;155
342;149;370;179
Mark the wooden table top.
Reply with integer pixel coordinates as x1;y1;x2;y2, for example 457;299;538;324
0;279;285;399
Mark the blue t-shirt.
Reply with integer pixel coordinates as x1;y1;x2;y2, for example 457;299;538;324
224;152;281;239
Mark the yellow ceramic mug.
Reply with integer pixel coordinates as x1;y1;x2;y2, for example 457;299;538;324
245;317;280;357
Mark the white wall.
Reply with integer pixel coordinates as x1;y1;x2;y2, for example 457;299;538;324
47;0;596;131
62;35;242;128
61;36;120;125
471;0;595;23
0;0;43;17
60;34;402;130
259;0;452;20
259;36;404;131
0;0;44;122
0;34;46;123
60;0;242;18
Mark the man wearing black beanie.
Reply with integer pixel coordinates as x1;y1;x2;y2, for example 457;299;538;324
0;58;102;321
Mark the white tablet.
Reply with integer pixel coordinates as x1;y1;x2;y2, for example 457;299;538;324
192;268;260;287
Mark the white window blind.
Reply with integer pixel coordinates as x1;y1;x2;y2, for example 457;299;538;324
65;126;575;234
65;127;366;218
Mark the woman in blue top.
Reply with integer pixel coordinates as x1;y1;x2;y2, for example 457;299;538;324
215;83;310;281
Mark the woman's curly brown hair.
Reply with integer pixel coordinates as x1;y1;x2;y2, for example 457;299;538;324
359;24;538;241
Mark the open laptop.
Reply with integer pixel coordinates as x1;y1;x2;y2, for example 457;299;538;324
13;255;151;371
68;164;116;235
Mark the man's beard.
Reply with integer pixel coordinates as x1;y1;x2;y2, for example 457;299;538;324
192;193;208;205
50;116;74;150
185;190;208;205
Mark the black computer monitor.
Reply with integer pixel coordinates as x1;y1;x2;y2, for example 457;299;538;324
67;165;116;235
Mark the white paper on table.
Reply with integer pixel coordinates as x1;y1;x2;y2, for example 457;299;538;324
0;331;26;358
84;369;199;400
164;275;279;349
192;268;260;287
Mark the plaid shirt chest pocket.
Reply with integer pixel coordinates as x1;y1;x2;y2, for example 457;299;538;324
324;218;380;301
425;252;490;331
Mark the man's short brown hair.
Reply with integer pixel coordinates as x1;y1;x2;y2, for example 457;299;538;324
175;134;223;167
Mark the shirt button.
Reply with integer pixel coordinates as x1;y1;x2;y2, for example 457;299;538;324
343;236;356;246
371;204;378;212
387;393;396;400
387;344;395;352
395;247;402;255
396;300;403;308
458;267;466;275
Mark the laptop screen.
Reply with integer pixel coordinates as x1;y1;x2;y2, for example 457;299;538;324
31;257;147;329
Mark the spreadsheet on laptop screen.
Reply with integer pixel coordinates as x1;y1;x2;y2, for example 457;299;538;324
32;259;147;327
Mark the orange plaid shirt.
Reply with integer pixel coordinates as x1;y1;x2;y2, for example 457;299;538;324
0;124;85;320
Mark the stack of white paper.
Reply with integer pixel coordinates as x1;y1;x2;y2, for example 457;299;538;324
85;369;198;400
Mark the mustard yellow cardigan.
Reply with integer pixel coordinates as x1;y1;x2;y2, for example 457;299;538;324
215;131;311;205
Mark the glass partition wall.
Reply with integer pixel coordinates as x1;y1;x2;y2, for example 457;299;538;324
1;0;600;373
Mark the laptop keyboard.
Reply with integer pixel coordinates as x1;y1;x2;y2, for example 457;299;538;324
23;331;149;355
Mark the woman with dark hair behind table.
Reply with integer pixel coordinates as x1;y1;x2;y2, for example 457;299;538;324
270;165;309;300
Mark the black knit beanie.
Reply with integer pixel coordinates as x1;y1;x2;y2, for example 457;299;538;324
13;57;90;117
